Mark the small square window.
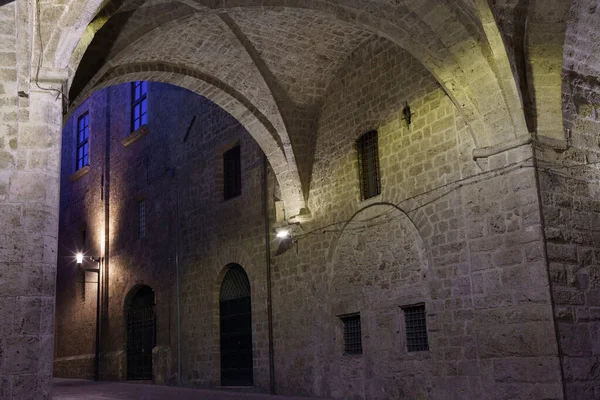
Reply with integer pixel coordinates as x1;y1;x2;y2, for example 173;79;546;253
402;304;429;352
223;145;241;200
131;81;148;132
138;200;146;239
357;130;381;200
76;112;89;171
341;314;362;355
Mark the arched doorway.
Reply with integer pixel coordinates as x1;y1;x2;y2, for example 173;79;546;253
219;264;253;386
126;285;156;380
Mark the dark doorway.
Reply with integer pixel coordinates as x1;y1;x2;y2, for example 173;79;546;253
126;285;156;380
220;264;253;386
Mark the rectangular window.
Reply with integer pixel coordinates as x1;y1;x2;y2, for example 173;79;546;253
357;130;381;200
223;145;241;200
402;304;429;352
76;112;89;171
138;200;146;239
82;228;87;252
131;81;148;132
341;314;362;355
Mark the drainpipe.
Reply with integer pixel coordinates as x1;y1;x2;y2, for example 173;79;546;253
175;171;182;385
94;258;101;381
263;154;275;394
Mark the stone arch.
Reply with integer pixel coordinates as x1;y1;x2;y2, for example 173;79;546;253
124;283;155;311
50;0;529;149
68;63;305;219
213;257;255;301
325;203;432;399
327;202;429;276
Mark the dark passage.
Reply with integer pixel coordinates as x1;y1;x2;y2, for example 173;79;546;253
127;286;156;380
220;265;253;386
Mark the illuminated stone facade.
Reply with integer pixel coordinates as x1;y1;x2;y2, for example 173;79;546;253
2;0;600;399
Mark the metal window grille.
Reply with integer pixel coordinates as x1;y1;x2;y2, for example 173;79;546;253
403;304;429;352
341;314;362;355
76;112;89;171
357;130;381;200
131;81;148;132
138;200;145;239
223;145;241;200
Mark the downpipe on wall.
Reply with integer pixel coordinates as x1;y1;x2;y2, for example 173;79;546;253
263;154;276;394
174;169;182;385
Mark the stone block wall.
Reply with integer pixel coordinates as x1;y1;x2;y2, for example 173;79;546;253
269;36;563;400
531;2;600;398
1;2;62;399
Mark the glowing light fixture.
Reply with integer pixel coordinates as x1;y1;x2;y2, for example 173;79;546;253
76;253;84;264
276;230;290;239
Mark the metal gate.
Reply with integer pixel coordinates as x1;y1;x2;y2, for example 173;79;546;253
127;286;155;381
220;265;253;386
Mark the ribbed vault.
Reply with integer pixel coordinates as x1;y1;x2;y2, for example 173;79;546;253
44;0;539;218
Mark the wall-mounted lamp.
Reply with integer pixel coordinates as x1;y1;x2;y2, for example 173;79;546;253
402;102;414;128
76;253;101;266
75;251;102;381
276;229;290;239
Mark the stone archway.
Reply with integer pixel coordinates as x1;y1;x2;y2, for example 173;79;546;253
68;66;305;219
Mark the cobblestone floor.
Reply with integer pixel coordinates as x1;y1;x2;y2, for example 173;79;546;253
52;379;328;400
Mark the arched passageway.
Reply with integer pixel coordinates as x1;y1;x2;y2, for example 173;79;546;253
219;264;253;386
126;285;156;381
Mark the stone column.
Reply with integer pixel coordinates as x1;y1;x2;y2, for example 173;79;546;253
0;64;64;398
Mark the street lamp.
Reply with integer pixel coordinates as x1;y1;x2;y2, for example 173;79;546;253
76;253;102;381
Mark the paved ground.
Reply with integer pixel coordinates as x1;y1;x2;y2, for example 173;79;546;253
52;379;328;400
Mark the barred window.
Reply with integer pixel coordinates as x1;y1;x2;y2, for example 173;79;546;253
357;130;381;200
138;200;146;239
76;112;89;171
341;314;362;355
223;145;241;200
131;81;148;132
402;305;429;352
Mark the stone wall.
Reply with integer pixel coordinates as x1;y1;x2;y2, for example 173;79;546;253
269;36;563;400
533;2;600;398
1;2;62;399
52;18;600;400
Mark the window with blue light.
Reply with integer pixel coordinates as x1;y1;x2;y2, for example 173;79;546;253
76;112;89;171
131;81;148;132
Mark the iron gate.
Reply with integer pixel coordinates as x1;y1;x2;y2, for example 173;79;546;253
220;265;253;386
127;296;155;380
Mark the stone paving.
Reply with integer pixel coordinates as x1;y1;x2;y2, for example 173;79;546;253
52;379;328;400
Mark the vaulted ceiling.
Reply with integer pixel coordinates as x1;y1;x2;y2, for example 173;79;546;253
44;0;583;218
